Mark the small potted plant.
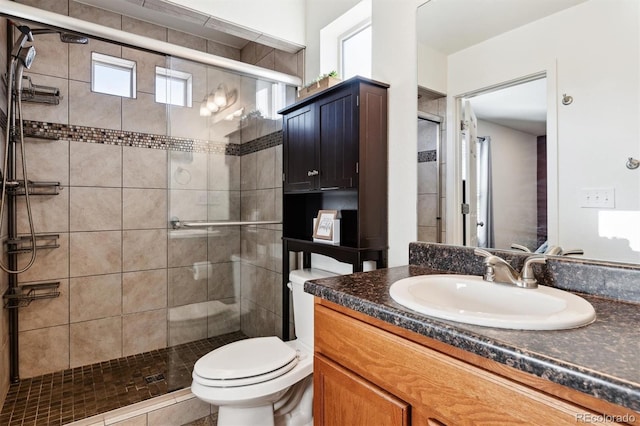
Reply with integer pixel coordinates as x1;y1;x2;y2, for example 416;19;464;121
298;71;341;99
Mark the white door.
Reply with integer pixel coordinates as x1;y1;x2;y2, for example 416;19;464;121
462;100;478;246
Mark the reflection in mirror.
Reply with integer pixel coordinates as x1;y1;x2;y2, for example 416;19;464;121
417;89;446;244
461;77;547;252
417;0;640;264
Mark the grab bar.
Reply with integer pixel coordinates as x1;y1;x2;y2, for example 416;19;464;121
171;220;281;229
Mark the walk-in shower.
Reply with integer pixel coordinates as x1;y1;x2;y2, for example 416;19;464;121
1;1;300;423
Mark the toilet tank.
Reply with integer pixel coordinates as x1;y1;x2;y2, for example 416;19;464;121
288;268;337;350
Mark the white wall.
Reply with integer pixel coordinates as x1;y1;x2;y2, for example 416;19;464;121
417;41;447;93
371;0;418;266
446;0;640;263
477;120;538;251
169;0;306;46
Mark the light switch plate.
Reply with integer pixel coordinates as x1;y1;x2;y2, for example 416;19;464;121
580;187;615;208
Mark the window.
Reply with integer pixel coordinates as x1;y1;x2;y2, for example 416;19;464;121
319;0;371;80
255;80;286;120
341;24;372;79
91;52;136;98
155;67;193;107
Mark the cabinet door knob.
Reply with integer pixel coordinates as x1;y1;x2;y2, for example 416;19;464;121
307;170;319;176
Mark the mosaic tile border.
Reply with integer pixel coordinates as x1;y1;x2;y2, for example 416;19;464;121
22;120;282;156
418;149;437;163
240;130;283;156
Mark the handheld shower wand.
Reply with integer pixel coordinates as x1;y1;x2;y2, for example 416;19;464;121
0;24;39;274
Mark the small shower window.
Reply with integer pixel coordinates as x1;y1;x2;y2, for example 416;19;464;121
155;67;192;107
91;52;136;98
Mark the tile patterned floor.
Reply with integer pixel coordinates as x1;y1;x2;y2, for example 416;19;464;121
0;331;247;426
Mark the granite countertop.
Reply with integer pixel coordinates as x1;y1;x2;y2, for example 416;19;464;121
305;265;640;414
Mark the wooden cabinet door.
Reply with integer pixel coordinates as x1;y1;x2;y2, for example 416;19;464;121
316;303;622;426
317;88;358;189
314;354;409;426
283;104;317;191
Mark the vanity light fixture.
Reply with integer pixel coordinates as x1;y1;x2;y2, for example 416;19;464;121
200;84;236;116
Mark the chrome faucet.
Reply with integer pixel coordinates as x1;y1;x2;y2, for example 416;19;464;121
544;245;584;256
510;243;584;257
474;248;546;289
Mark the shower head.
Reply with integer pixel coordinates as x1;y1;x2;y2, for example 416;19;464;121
16;46;36;69
59;33;89;44
31;28;89;44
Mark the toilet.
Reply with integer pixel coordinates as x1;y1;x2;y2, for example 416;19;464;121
191;268;337;426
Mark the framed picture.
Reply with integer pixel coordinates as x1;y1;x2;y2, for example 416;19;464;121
313;210;338;240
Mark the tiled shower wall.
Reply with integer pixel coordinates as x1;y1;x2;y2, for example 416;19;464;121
417;90;447;243
1;0;303;394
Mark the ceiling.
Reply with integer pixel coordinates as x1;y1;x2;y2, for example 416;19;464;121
73;0;302;52
468;78;547;136
417;0;588;54
417;0;587;135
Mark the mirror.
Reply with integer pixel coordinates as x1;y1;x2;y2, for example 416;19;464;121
417;0;640;265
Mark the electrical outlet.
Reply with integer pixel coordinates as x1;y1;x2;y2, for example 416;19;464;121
581;188;615;208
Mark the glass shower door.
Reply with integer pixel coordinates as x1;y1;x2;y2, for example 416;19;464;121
166;55;295;345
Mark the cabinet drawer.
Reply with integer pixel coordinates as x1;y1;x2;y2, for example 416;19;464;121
315;304;619;425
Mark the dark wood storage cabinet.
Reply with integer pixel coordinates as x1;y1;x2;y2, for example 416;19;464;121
279;76;389;338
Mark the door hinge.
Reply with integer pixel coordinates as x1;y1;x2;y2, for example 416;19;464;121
461;203;470;214
355;162;359;174
282;173;285;182
460;120;467;131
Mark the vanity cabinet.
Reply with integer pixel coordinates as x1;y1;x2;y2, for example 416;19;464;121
314;300;627;426
314;355;409;426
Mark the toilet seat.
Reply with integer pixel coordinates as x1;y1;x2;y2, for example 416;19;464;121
193;336;299;388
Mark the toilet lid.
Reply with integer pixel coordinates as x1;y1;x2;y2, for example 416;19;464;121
194;336;298;383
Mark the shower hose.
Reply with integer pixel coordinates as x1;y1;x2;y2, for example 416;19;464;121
0;56;38;274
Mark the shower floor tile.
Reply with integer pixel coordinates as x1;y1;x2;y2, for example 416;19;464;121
0;331;247;426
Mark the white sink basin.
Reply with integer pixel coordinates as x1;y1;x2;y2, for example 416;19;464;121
389;274;596;330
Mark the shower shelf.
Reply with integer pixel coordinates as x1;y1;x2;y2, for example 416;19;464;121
7;180;62;196
3;282;61;309
20;76;62;105
6;233;60;254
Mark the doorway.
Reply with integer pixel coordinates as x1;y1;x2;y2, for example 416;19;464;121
459;76;548;251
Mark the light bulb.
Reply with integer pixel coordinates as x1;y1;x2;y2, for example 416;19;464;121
213;85;227;107
199;104;212;116
206;94;220;112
